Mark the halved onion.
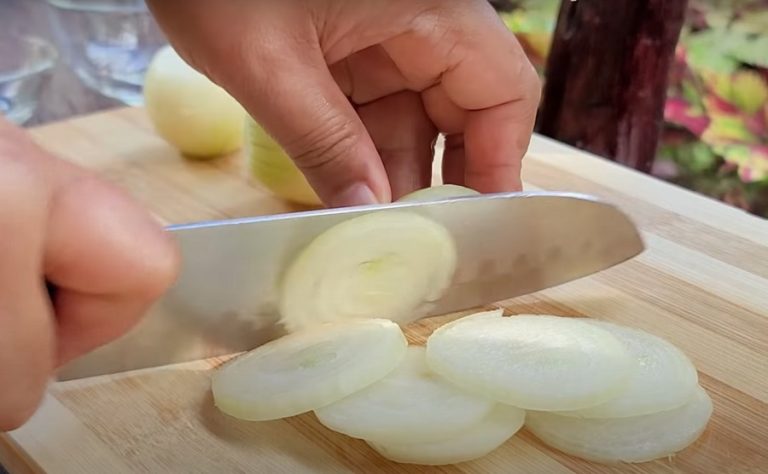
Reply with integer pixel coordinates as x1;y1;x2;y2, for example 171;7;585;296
211;319;407;421
367;403;525;466
244;117;322;206
398;184;480;202
314;346;495;444
526;385;713;463
554;320;699;418
279;211;457;332
425;313;635;411
143;45;246;158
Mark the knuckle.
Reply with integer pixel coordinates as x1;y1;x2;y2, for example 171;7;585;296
523;64;543;100
413;5;464;61
287;114;359;171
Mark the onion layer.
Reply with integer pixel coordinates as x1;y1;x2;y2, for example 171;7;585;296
367;403;525;466
279;211;457;332
315;346;495;444
554;320;699;418
426;313;635;411
211;318;407;421
526;385;713;463
398;184;480;202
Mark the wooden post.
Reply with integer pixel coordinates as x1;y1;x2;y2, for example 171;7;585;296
536;0;688;172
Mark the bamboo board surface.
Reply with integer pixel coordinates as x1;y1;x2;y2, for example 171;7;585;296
2;107;767;473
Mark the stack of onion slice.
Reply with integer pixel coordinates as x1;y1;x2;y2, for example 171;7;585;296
211;184;712;466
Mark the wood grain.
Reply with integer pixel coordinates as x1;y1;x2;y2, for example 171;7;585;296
2;107;768;473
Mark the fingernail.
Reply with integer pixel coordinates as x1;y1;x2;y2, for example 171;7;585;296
330;182;378;207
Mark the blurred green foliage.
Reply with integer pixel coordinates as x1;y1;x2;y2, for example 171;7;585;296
497;0;768;218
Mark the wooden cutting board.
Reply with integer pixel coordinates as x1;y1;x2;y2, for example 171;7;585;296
2;107;767;474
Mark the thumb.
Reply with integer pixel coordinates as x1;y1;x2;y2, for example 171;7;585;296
225;41;390;207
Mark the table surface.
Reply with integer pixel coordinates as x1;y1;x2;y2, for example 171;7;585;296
1;107;767;474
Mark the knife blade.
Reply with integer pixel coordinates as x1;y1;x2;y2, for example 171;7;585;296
56;191;644;380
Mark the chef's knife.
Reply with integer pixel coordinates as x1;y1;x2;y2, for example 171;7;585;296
56;191;644;380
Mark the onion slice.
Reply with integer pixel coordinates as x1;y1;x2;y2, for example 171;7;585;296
555;320;699;418
526;385;713;463
398;184;480;202
211;319;407;421
315;346;495;444
426;313;635;411
367;403;525;466
279;211;457;332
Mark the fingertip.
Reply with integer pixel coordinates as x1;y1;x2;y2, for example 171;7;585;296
45;174;181;297
139;228;181;301
0;394;44;431
328;182;380;208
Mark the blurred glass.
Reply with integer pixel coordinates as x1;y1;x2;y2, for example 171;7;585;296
0;34;58;125
44;0;167;105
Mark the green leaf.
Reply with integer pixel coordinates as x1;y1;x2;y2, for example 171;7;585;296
702;114;758;145
713;143;768;182
702;72;736;102
690;142;719;172
728;36;768;68
681;80;705;108
513;0;561;11
499;9;556;34
704;10;732;30
731;70;768;115
669;141;720;175
684;30;740;74
731;11;768;35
